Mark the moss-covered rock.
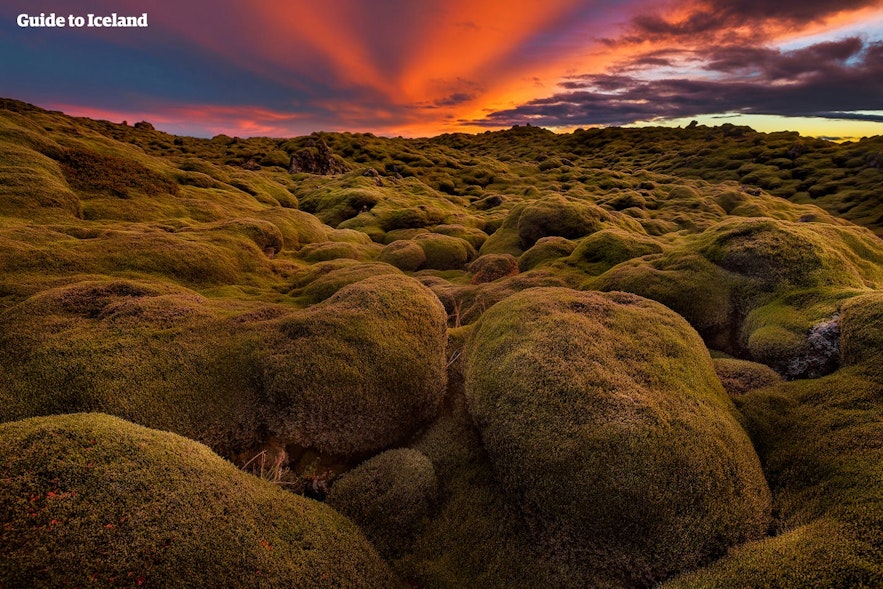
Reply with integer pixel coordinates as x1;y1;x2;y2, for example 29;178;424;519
839;291;883;373
327;448;437;559
465;288;771;586
0;279;267;454
714;358;783;396
297;241;365;262
0;413;398;588
295;262;403;304
468;254;518;284
260;274;448;455
668;365;883;587
567;227;662;274
516;196;606;249
431;224;489;250
518;236;576;271
698;217;883;290
378;240;426;271
592;252;737;349
413;233;476;271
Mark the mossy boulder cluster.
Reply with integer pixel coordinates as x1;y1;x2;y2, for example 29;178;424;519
0;413;397;588
1;99;882;587
465;288;771;586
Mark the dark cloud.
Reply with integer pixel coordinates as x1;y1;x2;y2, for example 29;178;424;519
475;39;883;127
431;92;477;107
705;38;864;77
629;0;881;40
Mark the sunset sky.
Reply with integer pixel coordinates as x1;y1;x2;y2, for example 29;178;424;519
3;0;883;139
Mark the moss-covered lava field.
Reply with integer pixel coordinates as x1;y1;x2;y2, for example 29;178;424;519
1;98;882;588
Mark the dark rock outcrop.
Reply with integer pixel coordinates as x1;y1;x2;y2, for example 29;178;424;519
289;138;350;175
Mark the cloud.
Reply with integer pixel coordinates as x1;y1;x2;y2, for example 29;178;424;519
627;0;883;40
475;39;883;127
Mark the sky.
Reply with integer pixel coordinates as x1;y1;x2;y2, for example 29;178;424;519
2;0;883;139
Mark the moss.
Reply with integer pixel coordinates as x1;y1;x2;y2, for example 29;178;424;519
0;278;267;453
57;147;178;199
592;253;737;350
0;413;397;588
517;236;575;271
295;263;403;304
714;358;783;396
839;291;883;374
327;448;437;559
382;228;429;244
259;274;448;455
179;217;285;256
378;240;426;271
698;217;882;290
674;365;883;587
257;208;328;248
297;241;364;263
516;196;607;249
326;228;373;245
567;227;662;274
413;233;476;271
465;288;770;586
0;142;82;220
431;224;489;250
663;518;882;588
468;254;518;284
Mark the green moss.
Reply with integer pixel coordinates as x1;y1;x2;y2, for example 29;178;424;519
327;448;437;559
382;228;429;244
431;224;489;250
714;358;782;396
839;291;883;373
699;217;883;290
673;365;883;587
414;233;476;271
516;196;607;249
468;254;518;284
257;208;329;248
180;217;285;255
517;236;575;271
592;253;737;349
465;288;770;586
664;518;882;588
0;278;268;453
378;240;426;271
298;241;368;263
0;413;397;588
295;263;402;304
259;274;448;455
0;141;82;220
567;227;662;274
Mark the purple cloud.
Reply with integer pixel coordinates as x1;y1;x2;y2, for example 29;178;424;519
475;38;883;127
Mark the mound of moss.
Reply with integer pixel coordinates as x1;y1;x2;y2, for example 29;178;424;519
0;278;267;454
839;291;883;373
413;233;476;270
667;361;883;586
0;413;397;588
517;236;575;271
714;358;783;396
260;274;448;455
516;196;606;249
468;254;518;284
327;448;437;559
567;227;662;274
378;240;426;271
294;262;402;304
465;288;771;586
